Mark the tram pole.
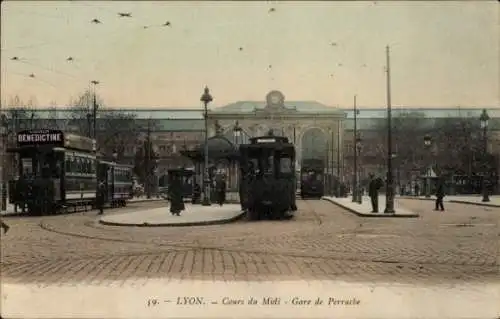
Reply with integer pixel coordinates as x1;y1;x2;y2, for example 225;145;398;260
352;95;358;202
91;80;99;140
384;45;396;214
0;110;7;212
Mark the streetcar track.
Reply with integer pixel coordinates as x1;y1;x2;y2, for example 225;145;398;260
31;216;498;268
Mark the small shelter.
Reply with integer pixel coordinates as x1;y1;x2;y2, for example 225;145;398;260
180;133;240;191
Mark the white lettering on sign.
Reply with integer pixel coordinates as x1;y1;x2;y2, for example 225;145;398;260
18;133;62;143
256;138;276;143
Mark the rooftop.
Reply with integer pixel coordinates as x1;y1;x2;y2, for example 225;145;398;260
4;105;499;120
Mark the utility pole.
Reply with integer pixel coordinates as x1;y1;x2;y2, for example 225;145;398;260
384;45;396;214
145;118;152;199
91;80;99;140
352;94;358;202
0;109;6;212
336;122;341;197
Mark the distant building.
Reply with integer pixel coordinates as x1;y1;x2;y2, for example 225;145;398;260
3;92;499;190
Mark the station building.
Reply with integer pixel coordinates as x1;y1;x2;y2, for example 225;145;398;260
3;90;499;191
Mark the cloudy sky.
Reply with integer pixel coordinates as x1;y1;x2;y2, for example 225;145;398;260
1;1;498;108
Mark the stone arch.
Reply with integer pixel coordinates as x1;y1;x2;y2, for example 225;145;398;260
300;127;328;162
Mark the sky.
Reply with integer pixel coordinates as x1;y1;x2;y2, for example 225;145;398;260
1;1;499;109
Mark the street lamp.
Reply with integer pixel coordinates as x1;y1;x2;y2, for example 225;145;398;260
480;109;490;202
233;120;242;145
233;121;242;192
424;134;432;198
201;86;213;206
384;45;395;214
86;113;92;138
355;136;362;203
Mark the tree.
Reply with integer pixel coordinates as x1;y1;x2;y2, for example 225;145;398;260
369;111;428;181
133;121;160;197
2;95;39;179
66;89;139;159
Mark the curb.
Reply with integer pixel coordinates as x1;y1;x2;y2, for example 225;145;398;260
448;200;500;208
321;197;419;218
98;211;246;227
400;196;500;208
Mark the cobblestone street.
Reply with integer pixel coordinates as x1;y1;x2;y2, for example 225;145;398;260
1;199;499;286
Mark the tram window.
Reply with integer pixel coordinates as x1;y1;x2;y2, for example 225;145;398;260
21;158;34;177
65;156;71;173
279;157;292;174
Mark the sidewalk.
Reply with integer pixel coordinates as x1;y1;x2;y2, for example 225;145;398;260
99;203;244;227
0;197;164;216
400;195;500;208
322;196;419;218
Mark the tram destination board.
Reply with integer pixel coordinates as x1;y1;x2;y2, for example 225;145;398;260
17;129;64;147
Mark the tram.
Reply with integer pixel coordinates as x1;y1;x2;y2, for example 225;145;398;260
239;133;297;220
300;158;325;198
7;129;133;215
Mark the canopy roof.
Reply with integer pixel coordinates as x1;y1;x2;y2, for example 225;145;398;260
181;135;238;161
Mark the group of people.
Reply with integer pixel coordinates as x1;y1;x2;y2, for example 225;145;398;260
168;175;227;216
367;174;446;212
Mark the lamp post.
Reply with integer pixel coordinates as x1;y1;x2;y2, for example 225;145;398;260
233;121;242;192
480;109;490;202
352;94;359;203
424;134;432;198
384;45;395;214
86;113;92;138
201;86;213;206
91;80;99;140
355;136;362;203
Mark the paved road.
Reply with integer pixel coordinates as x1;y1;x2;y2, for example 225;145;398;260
1;199;498;286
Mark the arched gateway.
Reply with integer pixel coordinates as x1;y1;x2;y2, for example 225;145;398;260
204;90;347;194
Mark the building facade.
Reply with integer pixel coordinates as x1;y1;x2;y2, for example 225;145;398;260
3;91;499;191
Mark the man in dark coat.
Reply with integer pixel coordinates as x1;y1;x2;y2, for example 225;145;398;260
216;176;227;206
96;180;106;215
169;176;185;216
414;183;420;197
368;173;381;213
1;220;9;234
192;183;201;204
435;178;445;211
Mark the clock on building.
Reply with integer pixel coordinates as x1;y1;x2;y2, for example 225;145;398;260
266;90;285;107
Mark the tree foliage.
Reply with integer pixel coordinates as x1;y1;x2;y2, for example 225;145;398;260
2;95;38;135
370;110;491;177
133;138;160;185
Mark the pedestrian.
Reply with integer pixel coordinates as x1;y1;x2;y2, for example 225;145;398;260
414;183;420;197
1;220;10;235
368;173;381;213
435;178;445;211
216;176;226;206
192;183;201;204
169;175;184;216
96;180;106;215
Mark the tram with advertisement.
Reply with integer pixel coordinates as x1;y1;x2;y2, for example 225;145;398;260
7;129;133;215
238;133;297;220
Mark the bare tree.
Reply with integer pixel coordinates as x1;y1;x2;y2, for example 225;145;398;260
2;95;39;179
368;111;428;181
66;89;139;158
